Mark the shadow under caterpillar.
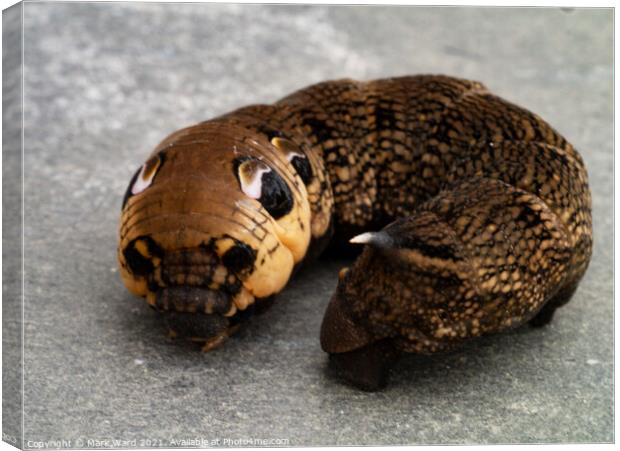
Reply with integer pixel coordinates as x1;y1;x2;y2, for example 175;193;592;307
118;75;592;390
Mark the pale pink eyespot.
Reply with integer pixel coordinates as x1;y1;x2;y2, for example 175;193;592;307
237;159;272;199
131;155;162;195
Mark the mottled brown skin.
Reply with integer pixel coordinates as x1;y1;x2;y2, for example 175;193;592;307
118;75;592;389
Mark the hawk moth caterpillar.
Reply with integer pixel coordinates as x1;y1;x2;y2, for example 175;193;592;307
119;75;592;390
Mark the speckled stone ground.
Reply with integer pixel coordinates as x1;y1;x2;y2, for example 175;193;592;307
3;3;613;447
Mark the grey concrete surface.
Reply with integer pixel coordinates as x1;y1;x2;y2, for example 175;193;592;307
7;3;613;446
3;3;24;448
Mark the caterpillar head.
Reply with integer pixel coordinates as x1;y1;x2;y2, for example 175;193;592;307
118;122;312;346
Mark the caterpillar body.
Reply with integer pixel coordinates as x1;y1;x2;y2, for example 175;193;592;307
119;75;592;390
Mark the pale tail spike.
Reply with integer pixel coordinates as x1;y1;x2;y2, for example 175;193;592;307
349;232;376;244
349;231;393;248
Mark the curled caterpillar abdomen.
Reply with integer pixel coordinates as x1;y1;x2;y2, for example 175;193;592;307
118;75;592;388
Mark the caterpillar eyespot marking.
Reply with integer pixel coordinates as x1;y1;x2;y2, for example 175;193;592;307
133;155;161;193
271;137;314;185
236;158;272;199
118;75;592;390
122;154;164;209
234;156;295;219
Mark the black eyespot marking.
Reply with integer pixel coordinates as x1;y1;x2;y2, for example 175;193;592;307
290;155;313;185
123;235;164;276
270;136;314;186
259;167;294;219
233;156;294;220
221;239;257;275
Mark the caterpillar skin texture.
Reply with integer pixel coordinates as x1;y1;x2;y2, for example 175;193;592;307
119;75;592;390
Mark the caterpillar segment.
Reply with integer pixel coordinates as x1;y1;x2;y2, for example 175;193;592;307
118;75;592;389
